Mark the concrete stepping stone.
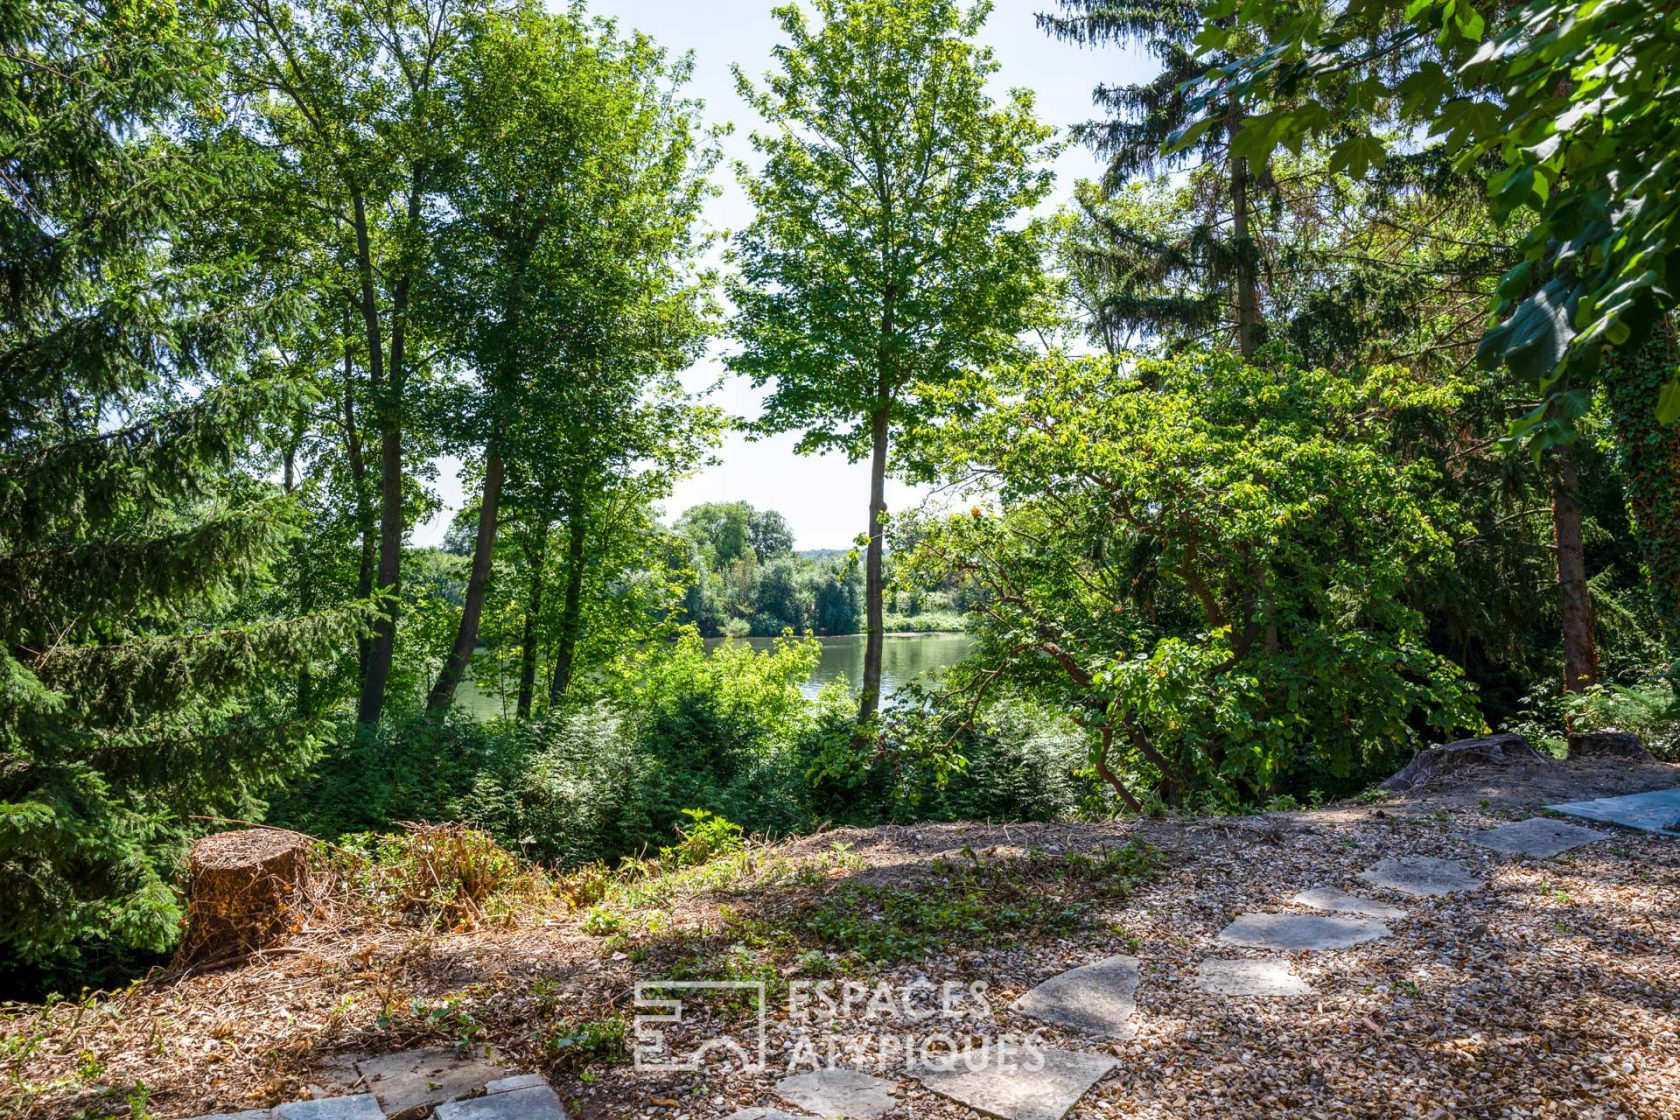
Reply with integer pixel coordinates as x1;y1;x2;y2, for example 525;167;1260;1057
775;1069;897;1118
1358;856;1483;896
1011;954;1139;1040
1216;912;1390;950
1547;787;1680;835
484;1074;548;1094
434;1083;566;1120
1194;958;1313;996
181;1112;271;1120
1290;886;1406;919
915;1047;1117;1120
355;1047;513;1117
1471;817;1610;858
274;1097;384;1120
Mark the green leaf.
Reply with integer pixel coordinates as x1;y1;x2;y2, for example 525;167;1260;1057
1658;374;1680;425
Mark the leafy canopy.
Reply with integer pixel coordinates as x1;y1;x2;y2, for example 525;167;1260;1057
1173;0;1680;434
905;352;1481;805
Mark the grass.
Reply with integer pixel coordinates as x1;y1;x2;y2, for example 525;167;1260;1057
786;841;1163;964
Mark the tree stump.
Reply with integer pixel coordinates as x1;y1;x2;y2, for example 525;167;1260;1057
1380;733;1547;792
174;828;312;968
1566;730;1653;761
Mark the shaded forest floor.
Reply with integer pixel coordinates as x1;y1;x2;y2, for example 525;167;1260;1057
4;755;1678;1120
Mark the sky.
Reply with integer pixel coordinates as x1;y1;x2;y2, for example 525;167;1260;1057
413;0;1149;550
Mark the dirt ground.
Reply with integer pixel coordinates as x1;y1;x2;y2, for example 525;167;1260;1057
3;754;1677;1120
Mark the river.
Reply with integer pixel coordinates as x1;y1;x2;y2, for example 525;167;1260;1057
459;631;974;719
704;631;975;700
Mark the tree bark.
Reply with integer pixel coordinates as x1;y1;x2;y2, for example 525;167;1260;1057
427;454;505;711
547;512;589;705
516;530;548;719
350;189;398;724
1551;443;1597;695
857;401;890;727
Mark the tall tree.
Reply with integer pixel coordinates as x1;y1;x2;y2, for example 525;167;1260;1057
222;0;459;722
1039;1;1266;354
730;0;1054;727
0;0;366;974
422;3;714;711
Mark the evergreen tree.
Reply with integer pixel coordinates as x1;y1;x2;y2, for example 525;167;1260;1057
0;0;366;976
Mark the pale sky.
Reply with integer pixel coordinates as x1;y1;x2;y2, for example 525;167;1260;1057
413;0;1148;550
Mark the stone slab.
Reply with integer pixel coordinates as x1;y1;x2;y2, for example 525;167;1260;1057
434;1084;566;1120
776;1068;897;1118
914;1047;1117;1120
1216;912;1390;951
484;1074;547;1094
1470;817;1610;858
1357;856;1483;896
1291;887;1406;919
1547;787;1680;836
1194;958;1313;996
1011;954;1139;1040
727;1111;806;1120
180;1112;272;1120
274;1097;384;1120
355;1048;512;1118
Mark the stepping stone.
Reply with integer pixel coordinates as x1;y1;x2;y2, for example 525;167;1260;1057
355;1047;512;1117
1011;954;1140;1040
915;1047;1117;1120
776;1069;897;1118
484;1074;548;1094
434;1084;567;1120
180;1113;271;1120
1471;817;1610;858
727;1111;805;1120
1358;856;1483;896
1194;958;1313;996
1547;787;1680;835
1216;913;1390;950
274;1097;384;1120
1291;887;1406;919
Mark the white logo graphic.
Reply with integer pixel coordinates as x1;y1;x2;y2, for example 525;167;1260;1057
632;980;768;1072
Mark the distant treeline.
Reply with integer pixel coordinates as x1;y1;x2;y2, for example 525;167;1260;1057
665;502;973;637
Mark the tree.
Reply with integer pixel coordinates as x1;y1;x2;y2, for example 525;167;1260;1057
0;0;366;973
421;2;716;711
1039;1;1268;355
730;0;1054;727
222;0;460;723
904;352;1480;808
749;508;796;559
1176;0;1680;426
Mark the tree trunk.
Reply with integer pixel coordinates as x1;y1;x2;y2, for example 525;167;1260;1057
427;454;505;711
516;531;548;719
547;512;589;705
356;173;423;724
350;190;397;725
857;402;890;727
1552;443;1597;695
1226;110;1261;359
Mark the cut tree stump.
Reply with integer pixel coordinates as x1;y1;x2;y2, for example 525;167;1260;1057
174;828;312;968
1380;733;1547;792
1566;730;1653;761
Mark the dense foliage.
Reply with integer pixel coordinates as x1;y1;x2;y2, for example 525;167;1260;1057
905;352;1481;807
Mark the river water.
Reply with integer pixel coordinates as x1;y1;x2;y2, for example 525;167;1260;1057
460;631;974;718
703;631;975;700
